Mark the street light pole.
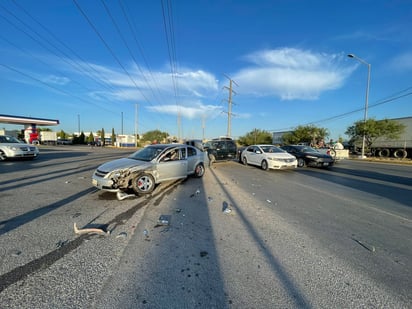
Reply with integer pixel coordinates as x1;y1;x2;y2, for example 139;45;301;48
348;54;371;159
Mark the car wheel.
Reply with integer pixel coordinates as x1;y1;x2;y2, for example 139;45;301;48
132;173;155;194
297;158;305;167
261;160;269;171
194;163;205;177
0;150;6;161
242;156;247;165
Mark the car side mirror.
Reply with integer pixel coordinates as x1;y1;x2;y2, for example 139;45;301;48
255;150;261;154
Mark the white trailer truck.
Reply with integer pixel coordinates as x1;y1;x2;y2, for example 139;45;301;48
40;131;58;145
367;117;412;158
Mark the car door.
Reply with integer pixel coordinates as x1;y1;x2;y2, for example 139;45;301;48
156;147;187;181
245;146;257;166
186;146;202;174
254;146;265;165
244;146;254;165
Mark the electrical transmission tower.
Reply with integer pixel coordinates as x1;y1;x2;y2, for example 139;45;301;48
223;75;238;138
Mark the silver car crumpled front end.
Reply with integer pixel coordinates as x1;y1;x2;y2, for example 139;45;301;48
92;158;153;192
93;168;132;191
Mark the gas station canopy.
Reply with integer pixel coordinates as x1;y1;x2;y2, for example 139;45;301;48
0;114;59;126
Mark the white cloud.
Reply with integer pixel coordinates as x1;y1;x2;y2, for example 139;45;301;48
388;51;412;71
146;102;222;119
42;75;70;85
233;48;353;100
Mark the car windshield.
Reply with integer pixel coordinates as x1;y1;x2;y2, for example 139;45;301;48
0;136;21;143
301;147;319;153
128;145;168;161
261;146;285;153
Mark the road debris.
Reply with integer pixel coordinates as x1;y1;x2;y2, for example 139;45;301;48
156;215;171;226
71;212;81;218
222;202;233;214
143;229;150;241
352;238;375;252
10;249;22;257
116;191;136;201
56;240;69;248
73;222;110;236
116;232;128;239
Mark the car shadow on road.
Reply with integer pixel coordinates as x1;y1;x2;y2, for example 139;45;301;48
296;167;412;208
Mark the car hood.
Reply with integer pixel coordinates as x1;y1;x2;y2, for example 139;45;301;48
1;142;36;148
269;152;296;159
97;157;151;172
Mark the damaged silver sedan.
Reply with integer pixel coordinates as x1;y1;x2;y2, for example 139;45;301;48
92;144;205;196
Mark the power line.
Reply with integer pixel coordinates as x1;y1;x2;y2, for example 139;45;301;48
269;89;412;132
72;0;151;103
1;1;118;93
161;0;181;139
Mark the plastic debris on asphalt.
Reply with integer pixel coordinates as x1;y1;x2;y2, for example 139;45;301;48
73;222;110;236
156;215;171;226
222;201;233;214
116;232;128;239
116;191;136;201
56;240;69;248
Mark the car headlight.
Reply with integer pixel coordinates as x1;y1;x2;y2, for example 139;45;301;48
6;146;19;151
306;155;318;159
109;170;123;179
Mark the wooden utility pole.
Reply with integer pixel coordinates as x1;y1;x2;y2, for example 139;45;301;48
223;75;238;138
138;103;139;148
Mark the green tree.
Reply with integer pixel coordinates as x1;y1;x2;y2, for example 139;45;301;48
345;118;405;151
87;132;95;144
142;129;169;143
100;128;105;146
282;125;329;146
238;129;272;145
72;131;86;144
58;130;68;139
111;128;116;146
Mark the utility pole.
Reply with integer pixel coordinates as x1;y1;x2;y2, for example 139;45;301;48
135;103;139;147
202;115;205;141
223;75;238;138
121;112;124;135
177;109;182;142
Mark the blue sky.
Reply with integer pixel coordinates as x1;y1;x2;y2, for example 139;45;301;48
1;0;411;141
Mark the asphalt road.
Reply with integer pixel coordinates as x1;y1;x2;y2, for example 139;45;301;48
0;147;411;308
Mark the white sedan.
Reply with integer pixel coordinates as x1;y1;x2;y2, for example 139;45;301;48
241;145;297;170
0;135;39;161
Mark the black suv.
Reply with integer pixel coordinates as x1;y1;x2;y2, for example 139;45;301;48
203;138;237;165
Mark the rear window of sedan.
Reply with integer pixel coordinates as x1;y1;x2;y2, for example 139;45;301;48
261;146;285;153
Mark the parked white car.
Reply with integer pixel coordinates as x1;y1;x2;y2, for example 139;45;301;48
241;144;297;170
92;143;205;196
0;135;39;161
